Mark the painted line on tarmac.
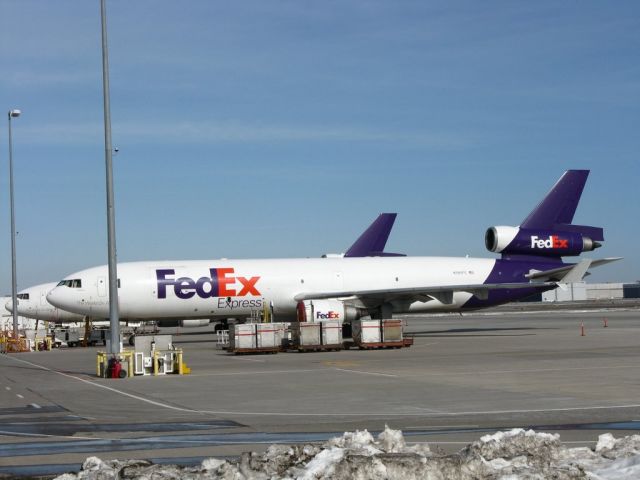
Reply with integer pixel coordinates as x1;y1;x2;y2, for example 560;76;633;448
403;364;639;378
4;356;199;414
228;356;266;363
332;367;398;378
187;368;320;377
5;355;640;418
0;429;99;440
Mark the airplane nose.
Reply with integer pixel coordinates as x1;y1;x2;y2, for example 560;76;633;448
5;299;13;313
46;288;65;309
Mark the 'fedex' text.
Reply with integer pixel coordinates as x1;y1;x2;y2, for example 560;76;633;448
156;268;261;299
316;311;341;320
530;235;569;249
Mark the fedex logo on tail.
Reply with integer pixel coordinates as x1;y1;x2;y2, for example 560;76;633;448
156;268;260;299
530;235;569;249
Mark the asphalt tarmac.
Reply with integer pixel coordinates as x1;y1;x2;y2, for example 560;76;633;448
1;307;639;477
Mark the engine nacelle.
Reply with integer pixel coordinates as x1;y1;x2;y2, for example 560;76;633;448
296;300;363;323
485;226;600;257
157;319;211;328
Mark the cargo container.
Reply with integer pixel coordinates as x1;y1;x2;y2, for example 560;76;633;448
320;321;343;347
229;324;257;351
381;320;403;342
352;319;381;345
292;322;321;348
228;323;286;354
352;319;412;349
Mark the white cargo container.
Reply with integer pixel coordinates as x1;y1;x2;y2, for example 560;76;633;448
352;319;381;344
321;321;342;346
293;322;321;346
256;323;286;349
230;324;257;350
381;320;403;342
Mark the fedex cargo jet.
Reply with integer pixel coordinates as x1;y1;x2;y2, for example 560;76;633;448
47;171;619;325
7;214;400;326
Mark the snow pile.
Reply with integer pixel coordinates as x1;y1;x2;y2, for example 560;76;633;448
54;427;640;480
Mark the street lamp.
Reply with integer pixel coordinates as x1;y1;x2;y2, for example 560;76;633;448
8;109;21;339
100;0;120;354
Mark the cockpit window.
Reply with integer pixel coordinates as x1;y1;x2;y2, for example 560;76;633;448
17;293;29;300
57;279;82;288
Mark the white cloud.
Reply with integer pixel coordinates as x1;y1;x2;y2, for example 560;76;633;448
19;120;479;150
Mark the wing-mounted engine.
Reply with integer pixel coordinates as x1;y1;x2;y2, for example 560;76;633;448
296;299;365;322
485;226;601;257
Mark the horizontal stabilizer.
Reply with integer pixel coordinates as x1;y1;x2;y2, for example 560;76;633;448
526;257;622;282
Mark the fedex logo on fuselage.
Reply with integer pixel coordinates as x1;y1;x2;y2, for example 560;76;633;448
530;235;569;249
156;268;261;300
316;311;340;320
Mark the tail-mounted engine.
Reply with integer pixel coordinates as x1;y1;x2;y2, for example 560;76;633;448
296;299;364;323
485;226;601;257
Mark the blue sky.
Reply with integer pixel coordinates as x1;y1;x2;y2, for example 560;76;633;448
0;1;638;292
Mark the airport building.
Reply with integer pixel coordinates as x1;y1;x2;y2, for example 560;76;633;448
542;282;640;302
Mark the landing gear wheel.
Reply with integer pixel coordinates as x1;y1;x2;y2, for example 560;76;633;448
214;322;229;332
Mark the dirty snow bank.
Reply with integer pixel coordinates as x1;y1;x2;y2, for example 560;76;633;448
54;427;640;479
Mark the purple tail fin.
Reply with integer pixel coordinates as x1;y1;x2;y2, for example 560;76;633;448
520;170;603;241
344;213;405;257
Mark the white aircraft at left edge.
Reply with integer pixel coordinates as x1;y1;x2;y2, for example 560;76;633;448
45;171;620;325
4;282;83;323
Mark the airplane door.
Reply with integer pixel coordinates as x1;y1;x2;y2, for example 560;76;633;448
98;276;107;297
40;290;47;306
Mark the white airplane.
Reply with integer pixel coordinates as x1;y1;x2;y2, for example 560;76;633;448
47;171;620;325
3;283;84;323
8;214;400;329
0;296;37;330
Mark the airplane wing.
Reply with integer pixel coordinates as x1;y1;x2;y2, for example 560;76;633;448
294;281;556;305
294;258;621;306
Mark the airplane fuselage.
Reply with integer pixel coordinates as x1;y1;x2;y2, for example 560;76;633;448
47;256;552;321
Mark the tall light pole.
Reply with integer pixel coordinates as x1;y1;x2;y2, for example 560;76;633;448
100;0;120;354
7;109;21;338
